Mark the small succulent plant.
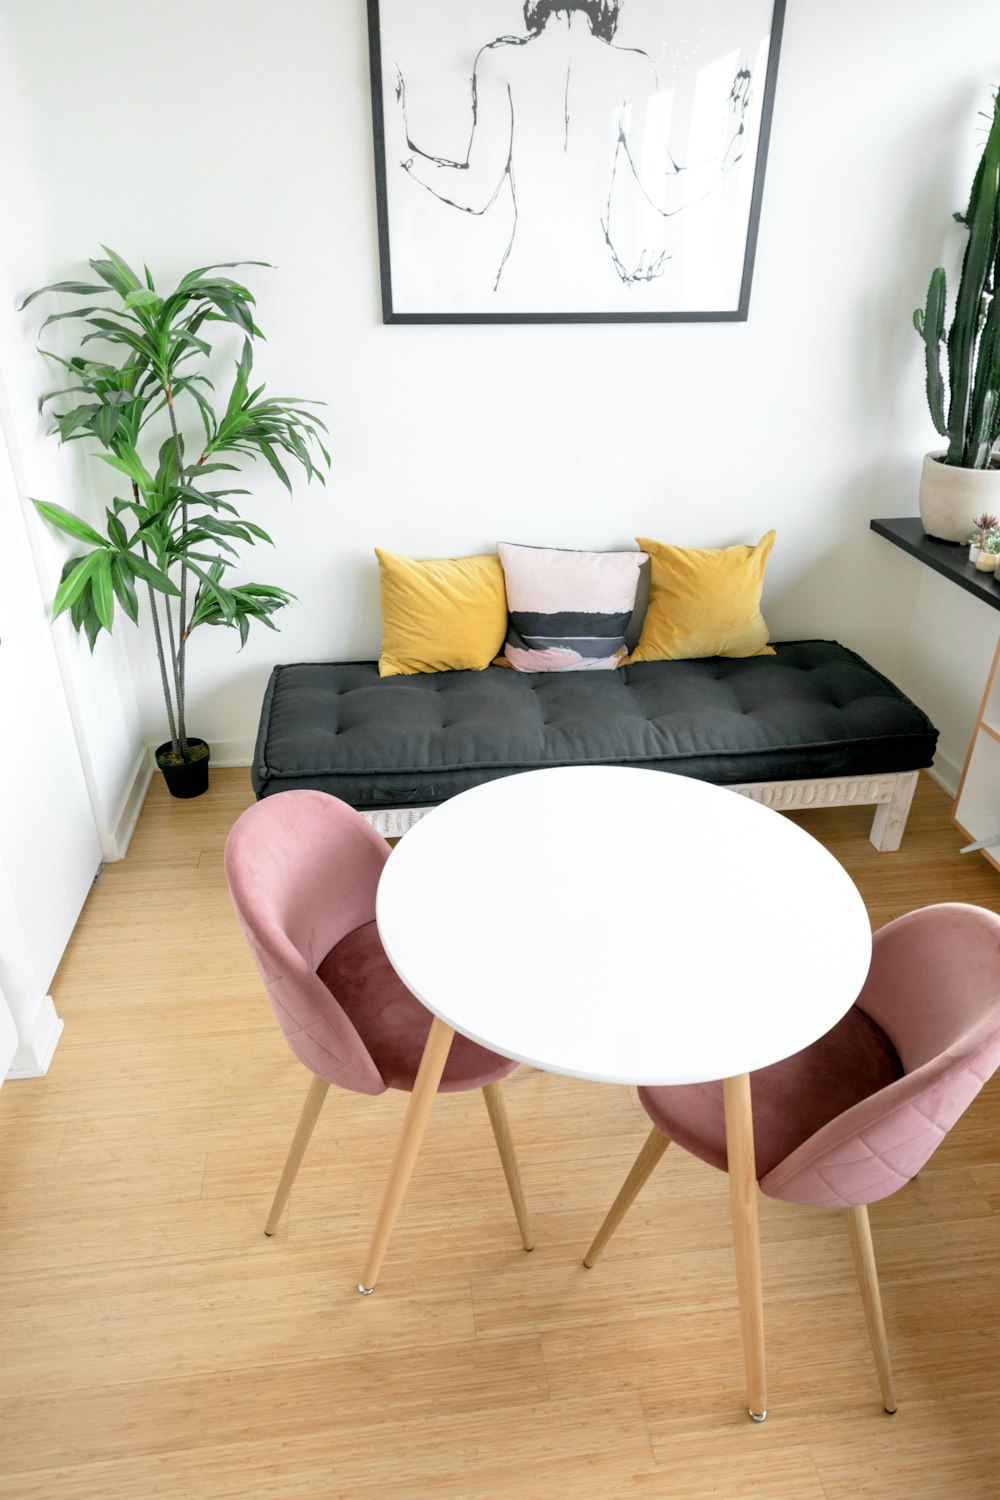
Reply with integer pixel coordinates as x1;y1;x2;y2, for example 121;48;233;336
970;512;999;546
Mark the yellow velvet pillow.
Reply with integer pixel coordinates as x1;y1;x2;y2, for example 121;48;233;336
375;549;509;676
628;531;776;662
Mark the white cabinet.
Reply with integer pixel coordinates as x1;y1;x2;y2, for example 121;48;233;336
954;636;1000;871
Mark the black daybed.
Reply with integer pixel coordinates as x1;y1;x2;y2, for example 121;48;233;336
251;639;938;850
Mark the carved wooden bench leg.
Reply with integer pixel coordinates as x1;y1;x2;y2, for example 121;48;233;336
869;771;919;852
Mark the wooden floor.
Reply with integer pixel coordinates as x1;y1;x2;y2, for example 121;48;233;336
1;770;999;1499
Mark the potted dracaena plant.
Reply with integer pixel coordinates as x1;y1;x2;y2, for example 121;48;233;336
22;248;329;798
914;87;1000;542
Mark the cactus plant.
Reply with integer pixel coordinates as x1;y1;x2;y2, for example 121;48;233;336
914;89;1000;469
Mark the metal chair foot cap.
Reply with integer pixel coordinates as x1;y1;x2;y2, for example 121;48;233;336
749;1409;767;1423
357;1283;375;1296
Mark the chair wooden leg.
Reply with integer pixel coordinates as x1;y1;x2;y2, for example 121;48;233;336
264;1073;330;1236
482;1082;534;1251
358;1016;455;1294
844;1204;897;1414
723;1072;767;1422
583;1126;670;1268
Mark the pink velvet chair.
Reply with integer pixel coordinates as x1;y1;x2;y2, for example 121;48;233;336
582;903;1000;1412
224;789;533;1269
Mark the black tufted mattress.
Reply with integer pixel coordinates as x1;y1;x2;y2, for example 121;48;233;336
251;641;938;810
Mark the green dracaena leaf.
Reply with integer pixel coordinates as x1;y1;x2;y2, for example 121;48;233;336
37;306;111;331
52;550;104;618
106;510;128;549
95;246;142;292
257;438;291;492
176;260;272;292
18;281;110;310
242;521;274;544
126;552;181;596
123;288;163;314
110;555;140;624
181;530;239;557
81;597;104;651
156;433;183;490
92;551;115;630
52;404;102;439
67;576;104;650
79;328;159;367
100;451;154;489
92;402;122;448
33;500;108;547
188;562;236;623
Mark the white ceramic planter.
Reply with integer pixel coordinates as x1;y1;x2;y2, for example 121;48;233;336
918;451;1000;543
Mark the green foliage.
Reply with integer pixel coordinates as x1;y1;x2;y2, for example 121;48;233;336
914;90;1000;469
23;248;329;757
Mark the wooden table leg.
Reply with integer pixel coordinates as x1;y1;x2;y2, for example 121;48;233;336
723;1072;767;1421
358;1016;455;1294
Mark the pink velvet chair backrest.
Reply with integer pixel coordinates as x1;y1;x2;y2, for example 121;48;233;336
224;790;391;1096
760;903;1000;1210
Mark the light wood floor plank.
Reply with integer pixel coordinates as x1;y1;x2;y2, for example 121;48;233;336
0;1392;656;1500
0;1333;550;1473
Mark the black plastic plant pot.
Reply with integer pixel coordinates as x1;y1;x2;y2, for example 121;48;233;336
154;738;211;799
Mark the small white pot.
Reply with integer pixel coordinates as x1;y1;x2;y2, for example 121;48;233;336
970;544;982;564
918;452;1000;543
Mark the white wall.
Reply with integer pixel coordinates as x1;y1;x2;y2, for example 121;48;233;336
0;18;147;851
0;983;16;1083
0;368;102;1077
1;0;998;782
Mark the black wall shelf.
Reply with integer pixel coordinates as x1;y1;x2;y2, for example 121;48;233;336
870;516;1000;614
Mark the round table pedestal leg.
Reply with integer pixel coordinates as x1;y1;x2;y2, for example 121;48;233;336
723;1072;767;1421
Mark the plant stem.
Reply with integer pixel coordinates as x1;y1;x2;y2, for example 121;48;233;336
164;382;191;757
139;527;179;751
162;591;188;756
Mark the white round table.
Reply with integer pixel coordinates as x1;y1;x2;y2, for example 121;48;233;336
364;766;874;1418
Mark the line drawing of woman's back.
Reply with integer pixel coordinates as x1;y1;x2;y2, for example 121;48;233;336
388;0;755;310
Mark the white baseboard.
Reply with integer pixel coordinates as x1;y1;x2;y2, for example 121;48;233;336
928;755;961;799
109;746;154;859
6;995;64;1080
205;737;255;767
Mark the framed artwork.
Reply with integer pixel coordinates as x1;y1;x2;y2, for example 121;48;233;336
367;0;785;324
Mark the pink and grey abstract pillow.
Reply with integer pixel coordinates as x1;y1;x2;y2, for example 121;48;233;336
497;542;647;672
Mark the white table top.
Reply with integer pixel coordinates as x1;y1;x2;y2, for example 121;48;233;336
375;766;873;1087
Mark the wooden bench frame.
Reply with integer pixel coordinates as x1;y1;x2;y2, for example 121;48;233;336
360;768;920;850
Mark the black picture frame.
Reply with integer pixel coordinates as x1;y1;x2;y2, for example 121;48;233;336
367;0;785;325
